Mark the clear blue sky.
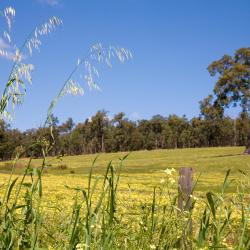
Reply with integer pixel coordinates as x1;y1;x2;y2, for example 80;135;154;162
1;0;250;130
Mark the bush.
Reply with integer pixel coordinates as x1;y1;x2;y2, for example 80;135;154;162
56;164;68;170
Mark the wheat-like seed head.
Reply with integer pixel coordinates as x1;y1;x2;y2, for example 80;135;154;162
46;43;132;126
0;6;62;121
61;79;84;97
3;6;15;31
61;43;132;99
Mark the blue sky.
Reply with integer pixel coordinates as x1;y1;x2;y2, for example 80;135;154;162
1;0;250;130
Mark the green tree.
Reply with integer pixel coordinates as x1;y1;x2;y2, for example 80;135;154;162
208;47;250;153
236;112;250;146
60;118;75;133
150;115;165;149
167;115;189;148
112;112;136;152
189;117;205;147
199;95;224;147
137;120;155;150
90;110;109;153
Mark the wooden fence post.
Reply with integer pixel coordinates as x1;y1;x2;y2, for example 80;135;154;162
178;167;193;211
178;167;193;249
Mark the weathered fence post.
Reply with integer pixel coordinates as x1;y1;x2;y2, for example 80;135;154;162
178;167;193;249
178;167;193;211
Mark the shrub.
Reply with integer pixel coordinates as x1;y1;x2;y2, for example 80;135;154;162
56;164;68;170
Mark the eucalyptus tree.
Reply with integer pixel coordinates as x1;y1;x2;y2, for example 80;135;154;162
150;115;165;149
236;112;250;146
112;112;136;152
199;95;224;147
190;117;206;147
60;117;75;133
137;119;156;150
89;110;109;152
208;47;250;153
167;115;189;148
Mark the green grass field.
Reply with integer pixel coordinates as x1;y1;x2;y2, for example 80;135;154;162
0;146;249;249
1;146;249;193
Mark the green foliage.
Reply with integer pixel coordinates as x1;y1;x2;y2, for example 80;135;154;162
208;47;250;152
208;48;250;111
0;158;46;249
1;110;249;160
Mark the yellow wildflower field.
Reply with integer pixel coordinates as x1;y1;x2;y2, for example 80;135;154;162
0;146;249;216
0;146;249;248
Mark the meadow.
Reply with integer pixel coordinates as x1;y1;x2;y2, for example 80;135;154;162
0;146;249;249
1;146;249;193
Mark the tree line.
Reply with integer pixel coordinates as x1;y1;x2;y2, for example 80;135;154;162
2;44;250;159
0;104;249;160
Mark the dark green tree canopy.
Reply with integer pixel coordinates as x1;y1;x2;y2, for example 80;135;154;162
208;47;250;112
199;95;223;120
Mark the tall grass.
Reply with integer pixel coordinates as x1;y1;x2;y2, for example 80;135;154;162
0;148;249;249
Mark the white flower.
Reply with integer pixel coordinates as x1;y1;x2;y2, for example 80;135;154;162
164;168;172;175
76;243;84;250
160;178;165;184
190;194;199;201
164;168;176;175
169;177;175;184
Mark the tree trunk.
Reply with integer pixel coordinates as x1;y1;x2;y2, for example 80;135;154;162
244;131;250;154
155;138;158;149
244;147;250;154
101;133;105;152
244;146;250;154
